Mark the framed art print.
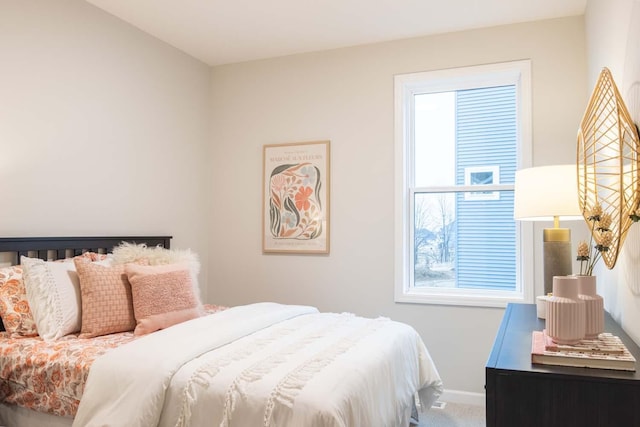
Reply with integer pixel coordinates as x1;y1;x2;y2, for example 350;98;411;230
262;140;330;254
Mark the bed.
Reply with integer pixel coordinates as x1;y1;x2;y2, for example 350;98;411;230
0;236;443;427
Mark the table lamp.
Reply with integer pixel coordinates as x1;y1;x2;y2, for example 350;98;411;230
514;165;583;295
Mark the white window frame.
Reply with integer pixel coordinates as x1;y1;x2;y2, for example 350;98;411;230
394;60;533;308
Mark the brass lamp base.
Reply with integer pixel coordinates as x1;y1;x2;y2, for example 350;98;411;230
543;228;572;295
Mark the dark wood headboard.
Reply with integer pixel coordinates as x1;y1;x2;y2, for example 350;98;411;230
0;236;172;265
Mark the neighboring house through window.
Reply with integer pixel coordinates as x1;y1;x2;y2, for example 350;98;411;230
394;60;533;307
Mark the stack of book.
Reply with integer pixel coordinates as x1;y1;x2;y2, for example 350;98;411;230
531;330;636;371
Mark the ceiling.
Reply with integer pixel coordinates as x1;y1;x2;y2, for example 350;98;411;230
85;0;587;66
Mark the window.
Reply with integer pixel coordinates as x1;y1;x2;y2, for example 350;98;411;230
394;61;533;307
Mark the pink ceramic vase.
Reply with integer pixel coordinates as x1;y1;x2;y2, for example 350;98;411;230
576;275;604;339
546;276;586;344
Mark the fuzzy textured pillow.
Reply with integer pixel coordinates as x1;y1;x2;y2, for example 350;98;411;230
74;257;136;338
112;243;201;298
125;263;203;336
0;266;38;337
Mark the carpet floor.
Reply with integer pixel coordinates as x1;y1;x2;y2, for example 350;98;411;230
417;401;486;427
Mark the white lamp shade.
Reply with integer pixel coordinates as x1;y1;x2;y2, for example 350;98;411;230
514;165;583;221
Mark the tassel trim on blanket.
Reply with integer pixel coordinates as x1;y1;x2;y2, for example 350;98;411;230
222;314;369;427
174;312;391;427
263;317;388;427
221;319;347;427
174;326;297;427
174;313;322;427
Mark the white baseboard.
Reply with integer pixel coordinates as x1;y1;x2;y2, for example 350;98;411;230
438;389;485;407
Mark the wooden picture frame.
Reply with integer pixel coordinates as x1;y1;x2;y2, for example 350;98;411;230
262;140;330;254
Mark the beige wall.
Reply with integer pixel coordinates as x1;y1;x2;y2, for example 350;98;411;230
0;0;593;397
209;16;587;395
0;0;212;296
585;0;640;344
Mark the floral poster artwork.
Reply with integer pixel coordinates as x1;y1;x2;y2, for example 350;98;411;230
263;141;330;253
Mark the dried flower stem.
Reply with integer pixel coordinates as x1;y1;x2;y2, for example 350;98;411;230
577;204;611;276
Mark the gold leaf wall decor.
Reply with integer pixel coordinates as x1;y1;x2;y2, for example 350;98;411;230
577;67;640;269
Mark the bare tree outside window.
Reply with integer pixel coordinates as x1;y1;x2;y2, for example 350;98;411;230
434;194;454;265
414;193;456;287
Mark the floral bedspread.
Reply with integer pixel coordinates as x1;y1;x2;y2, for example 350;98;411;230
0;304;227;417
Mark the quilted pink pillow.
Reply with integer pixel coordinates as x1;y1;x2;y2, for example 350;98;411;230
125;263;203;336
74;258;136;338
0;266;38;337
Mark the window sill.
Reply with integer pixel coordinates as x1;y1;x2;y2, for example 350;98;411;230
395;287;532;308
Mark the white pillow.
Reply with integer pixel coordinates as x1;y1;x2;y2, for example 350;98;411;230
21;256;83;340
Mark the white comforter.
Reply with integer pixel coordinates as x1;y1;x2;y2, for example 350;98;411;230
73;303;442;427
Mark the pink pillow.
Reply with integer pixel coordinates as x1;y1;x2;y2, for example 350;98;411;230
125;263;203;336
74;258;136;338
0;266;38;337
